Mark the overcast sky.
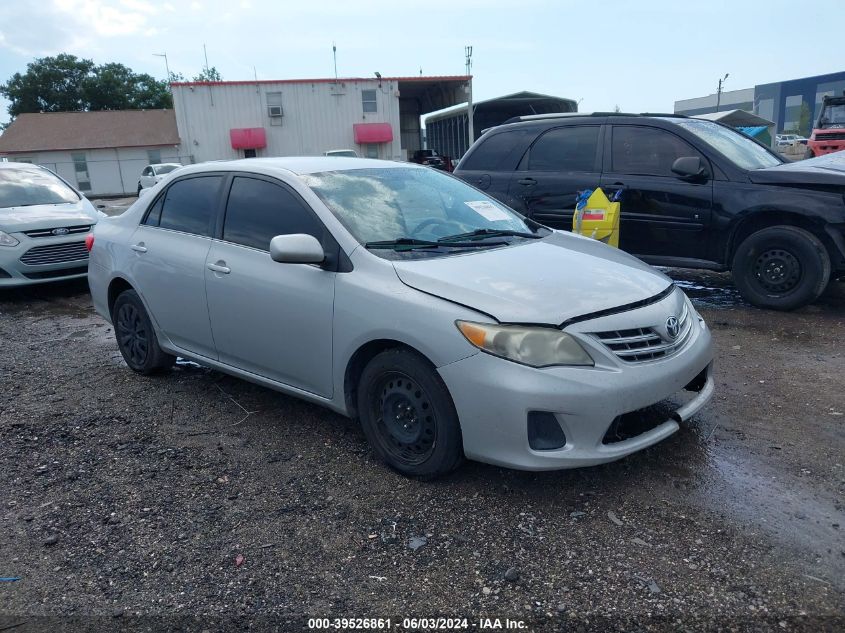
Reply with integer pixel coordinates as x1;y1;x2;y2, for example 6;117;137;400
1;0;844;125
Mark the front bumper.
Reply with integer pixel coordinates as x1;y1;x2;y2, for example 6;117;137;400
0;232;90;287
438;290;714;471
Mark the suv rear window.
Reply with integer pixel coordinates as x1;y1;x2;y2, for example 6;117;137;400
527;126;600;172
460;129;534;171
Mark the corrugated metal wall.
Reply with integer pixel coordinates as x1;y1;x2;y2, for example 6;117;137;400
172;80;404;162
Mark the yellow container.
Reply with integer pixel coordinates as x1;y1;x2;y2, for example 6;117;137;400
573;187;620;248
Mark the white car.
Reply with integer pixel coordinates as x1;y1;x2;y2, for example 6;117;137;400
324;149;359;158
776;134;807;148
0;162;100;286
137;163;182;193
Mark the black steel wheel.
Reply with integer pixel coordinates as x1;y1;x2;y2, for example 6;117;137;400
358;349;463;478
732;225;830;311
112;289;175;374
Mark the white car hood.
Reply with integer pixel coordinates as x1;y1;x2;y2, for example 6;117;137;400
392;231;672;324
0;200;99;233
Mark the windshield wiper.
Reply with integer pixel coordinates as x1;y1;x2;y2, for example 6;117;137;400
365;237;507;251
438;228;543;243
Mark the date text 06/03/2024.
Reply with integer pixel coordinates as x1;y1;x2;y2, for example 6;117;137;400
307;617;528;630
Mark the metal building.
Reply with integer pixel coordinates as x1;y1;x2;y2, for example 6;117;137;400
170;76;471;163
424;91;578;159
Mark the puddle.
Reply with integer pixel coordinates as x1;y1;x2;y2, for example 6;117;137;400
660;268;746;309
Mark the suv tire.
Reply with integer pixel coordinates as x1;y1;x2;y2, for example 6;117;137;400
357;348;464;479
112;289;175;374
731;225;831;311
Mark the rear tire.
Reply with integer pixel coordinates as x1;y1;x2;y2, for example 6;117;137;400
357;348;464;479
731;225;831;311
112;289;175;374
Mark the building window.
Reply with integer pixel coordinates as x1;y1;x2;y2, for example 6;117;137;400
364;144;379;159
71;152;91;192
267;91;283;125
147;149;162;164
362;89;377;113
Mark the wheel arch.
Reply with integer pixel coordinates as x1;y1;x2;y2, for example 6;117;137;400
343;339;437;419
107;276;135;317
727;210;836;263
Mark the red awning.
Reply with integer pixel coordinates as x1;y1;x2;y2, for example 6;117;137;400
353;123;393;144
230;127;267;149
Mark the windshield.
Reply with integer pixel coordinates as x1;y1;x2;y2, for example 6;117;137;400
0;167;80;208
155;164;180;174
302;167;541;255
820;103;845;128
666;118;782;170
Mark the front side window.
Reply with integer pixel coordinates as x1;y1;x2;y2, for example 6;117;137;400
665;118;781;170
0;167;80;208
527;126;600;172
154;176;223;236
362;89;377;113
223;177;323;251
302;167;540;252
611;126;704;177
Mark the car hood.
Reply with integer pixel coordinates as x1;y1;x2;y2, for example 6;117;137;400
0;199;99;233
392;231;672;325
748;152;845;186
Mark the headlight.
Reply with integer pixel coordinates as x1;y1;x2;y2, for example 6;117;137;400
456;321;594;367
0;230;19;247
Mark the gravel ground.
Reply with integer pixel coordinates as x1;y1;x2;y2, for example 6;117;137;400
0;271;843;632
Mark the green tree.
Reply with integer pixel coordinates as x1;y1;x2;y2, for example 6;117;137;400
0;54;173;119
193;66;222;82
797;101;812;137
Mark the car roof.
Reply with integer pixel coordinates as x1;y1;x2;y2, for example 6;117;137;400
175;157;420;176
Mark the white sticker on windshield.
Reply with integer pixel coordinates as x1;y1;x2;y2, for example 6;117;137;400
464;200;511;222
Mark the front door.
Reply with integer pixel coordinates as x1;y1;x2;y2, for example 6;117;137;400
205;175;335;397
507;125;603;230
601;124;713;261
127;174;224;358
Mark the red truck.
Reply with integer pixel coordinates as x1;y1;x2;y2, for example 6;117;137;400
805;93;845;158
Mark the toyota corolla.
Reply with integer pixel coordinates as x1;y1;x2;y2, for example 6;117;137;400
87;158;714;478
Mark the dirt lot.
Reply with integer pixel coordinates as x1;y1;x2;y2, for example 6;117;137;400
1;271;843;632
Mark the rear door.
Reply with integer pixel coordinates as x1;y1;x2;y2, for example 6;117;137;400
507;124;603;229
204;175;335;397
601;124;714;260
127;174;223;358
454;128;536;211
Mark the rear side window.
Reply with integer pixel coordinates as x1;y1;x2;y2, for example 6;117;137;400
155;176;222;236
611;126;702;177
460;129;534;171
527;126;600;172
222;177;323;251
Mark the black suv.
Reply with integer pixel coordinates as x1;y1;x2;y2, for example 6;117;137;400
454;113;845;310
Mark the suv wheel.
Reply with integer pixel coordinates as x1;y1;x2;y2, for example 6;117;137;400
357;348;464;479
112;289;175;374
731;225;831;311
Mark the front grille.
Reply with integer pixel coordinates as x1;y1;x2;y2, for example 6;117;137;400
592;302;692;363
19;241;89;266
22;225;91;238
816;132;845;141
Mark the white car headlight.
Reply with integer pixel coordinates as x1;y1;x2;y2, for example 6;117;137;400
456;321;594;368
0;230;19;247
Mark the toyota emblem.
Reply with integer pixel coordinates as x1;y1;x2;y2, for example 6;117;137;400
51;228;70;236
666;316;680;339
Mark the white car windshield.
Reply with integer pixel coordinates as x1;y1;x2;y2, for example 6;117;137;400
302;167;540;249
0;167;80;208
667;118;782;171
154;165;180;174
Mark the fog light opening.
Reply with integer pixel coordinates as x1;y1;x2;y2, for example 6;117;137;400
527;411;567;451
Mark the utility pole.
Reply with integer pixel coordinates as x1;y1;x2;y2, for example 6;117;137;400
153;52;171;86
465;45;474;148
332;42;338;83
716;73;729;112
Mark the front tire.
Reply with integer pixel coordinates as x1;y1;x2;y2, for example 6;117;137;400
357;349;464;479
112;289;175;374
731;225;831;311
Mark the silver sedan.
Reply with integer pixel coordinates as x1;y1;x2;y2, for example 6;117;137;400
88;157;714;478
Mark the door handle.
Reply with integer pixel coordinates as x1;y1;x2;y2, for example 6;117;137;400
517;177;537;186
131;243;147;253
207;262;231;274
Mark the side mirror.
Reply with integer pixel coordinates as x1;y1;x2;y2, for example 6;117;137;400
269;233;325;265
671;156;709;181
